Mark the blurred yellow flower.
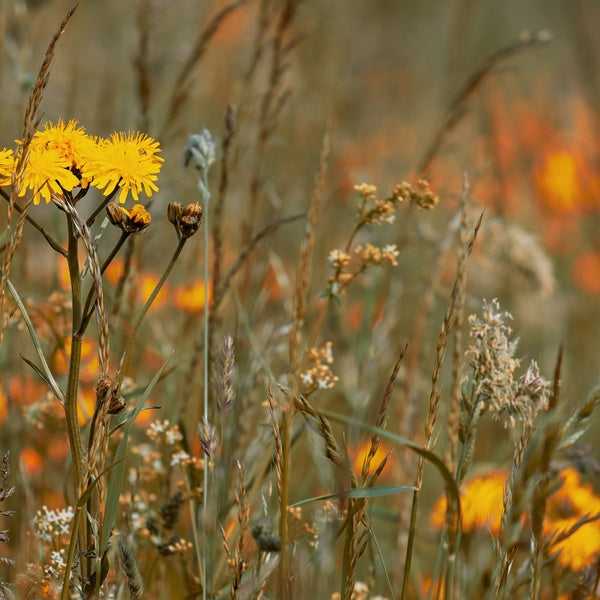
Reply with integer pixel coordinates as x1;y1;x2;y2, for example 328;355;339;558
0;148;14;186
545;516;600;572
430;470;507;535
173;280;213;313
349;439;394;479
140;273;169;310
18;145;80;204
544;467;600;571
85;132;163;203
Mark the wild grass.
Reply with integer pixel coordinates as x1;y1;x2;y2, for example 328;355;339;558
1;1;600;599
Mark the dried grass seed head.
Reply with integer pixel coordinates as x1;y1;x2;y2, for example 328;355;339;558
465;298;551;428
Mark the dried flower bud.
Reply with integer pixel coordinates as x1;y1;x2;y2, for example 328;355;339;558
180;202;203;238
95;376;126;415
160;490;184;530
106;203;151;234
106;202;124;227
168;201;203;239
167;202;182;226
251;518;281;552
256;533;281;553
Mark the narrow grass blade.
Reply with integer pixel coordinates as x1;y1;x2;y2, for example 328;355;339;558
291;485;416;508
100;353;172;556
370;523;397;600
322;409;461;525
6;277;65;403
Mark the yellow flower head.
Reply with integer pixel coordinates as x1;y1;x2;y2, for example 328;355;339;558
0;148;15;186
18;145;80;205
543;468;600;571
32;119;95;179
545;516;600;572
430;470;507;535
85;132;163;203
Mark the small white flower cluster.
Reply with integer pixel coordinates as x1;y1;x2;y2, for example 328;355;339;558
33;505;74;542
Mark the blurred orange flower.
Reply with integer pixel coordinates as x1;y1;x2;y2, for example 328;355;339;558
78;388;97;426
572;251;600;295
104;257;130;286
173;280;213;313
430;470;507;535
349;439;394;479
53;338;98;377
140;273;170;310
20;447;43;475
0;388;7;424
534;148;600;214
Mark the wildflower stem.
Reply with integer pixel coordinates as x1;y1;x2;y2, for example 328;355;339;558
85;185;119;227
279;406;291;599
78;231;131;335
202;168;211;598
63;214;87;579
115;236;187;390
0;188;66;256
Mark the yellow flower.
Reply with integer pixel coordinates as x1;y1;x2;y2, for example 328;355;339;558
545;516;600;571
85;132;163;203
430;470;507;535
543;468;600;571
18;145;80;205
32;119;95;180
0;148;14;186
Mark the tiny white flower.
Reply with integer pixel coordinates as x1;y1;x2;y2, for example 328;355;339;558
301;372;313;385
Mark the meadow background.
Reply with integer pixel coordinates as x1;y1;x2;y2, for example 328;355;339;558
1;0;600;598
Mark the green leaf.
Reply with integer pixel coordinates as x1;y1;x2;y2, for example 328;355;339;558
100;353;172;556
6;277;65;403
291;485;416;508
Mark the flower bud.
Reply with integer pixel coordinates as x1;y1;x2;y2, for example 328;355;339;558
106;202;151;234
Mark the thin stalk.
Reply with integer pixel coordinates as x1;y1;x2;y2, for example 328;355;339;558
183;467;205;593
400;488;421;600
278;407;291;599
60;502;86;600
0;188;66;256
86;186;119;227
114;237;187;391
78;231;131;335
202;169;210;599
63;215;87;583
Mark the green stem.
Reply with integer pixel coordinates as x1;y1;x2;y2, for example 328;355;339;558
78;231;130;336
202;173;211;598
85;186;119;227
114;237;187;391
400;488;420;600
62;214;87;589
0;187;66;256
